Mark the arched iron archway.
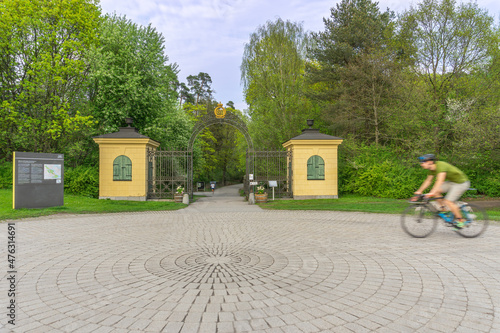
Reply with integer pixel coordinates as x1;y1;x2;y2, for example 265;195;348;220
187;106;254;198
188;108;254;152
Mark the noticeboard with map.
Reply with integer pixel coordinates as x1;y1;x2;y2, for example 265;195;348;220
44;164;62;182
13;152;64;209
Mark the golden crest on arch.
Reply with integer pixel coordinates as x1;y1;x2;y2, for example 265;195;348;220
214;102;226;119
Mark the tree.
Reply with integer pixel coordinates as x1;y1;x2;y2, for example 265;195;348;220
87;14;180;138
307;0;396;144
445;53;500;167
211;105;247;185
176;82;194;107
206;122;244;186
187;72;214;106
335;50;403;145
0;0;101;160
398;0;498;152
308;0;394;84
241;18;314;149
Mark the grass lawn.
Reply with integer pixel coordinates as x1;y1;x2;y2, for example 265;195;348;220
0;189;186;221
259;194;500;221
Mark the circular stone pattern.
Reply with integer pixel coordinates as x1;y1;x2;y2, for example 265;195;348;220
145;244;289;285
204;256;231;264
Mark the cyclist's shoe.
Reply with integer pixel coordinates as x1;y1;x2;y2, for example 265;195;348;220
454;219;466;230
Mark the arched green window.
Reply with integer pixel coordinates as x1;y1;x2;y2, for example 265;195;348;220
307;155;325;180
113;155;132;181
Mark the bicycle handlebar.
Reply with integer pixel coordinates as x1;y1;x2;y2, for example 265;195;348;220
410;194;445;203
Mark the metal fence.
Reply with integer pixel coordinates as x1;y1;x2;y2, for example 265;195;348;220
247;149;292;198
147;149;192;199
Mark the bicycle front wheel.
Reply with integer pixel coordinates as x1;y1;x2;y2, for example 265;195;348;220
401;204;438;238
455;203;489;238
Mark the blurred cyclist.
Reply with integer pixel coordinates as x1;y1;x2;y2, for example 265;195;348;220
413;154;470;228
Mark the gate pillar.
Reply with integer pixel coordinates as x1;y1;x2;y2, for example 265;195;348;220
282;120;343;199
93;123;160;201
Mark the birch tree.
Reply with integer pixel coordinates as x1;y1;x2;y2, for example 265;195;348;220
241;18;313;148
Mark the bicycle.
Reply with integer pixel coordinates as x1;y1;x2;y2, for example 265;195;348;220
401;194;488;238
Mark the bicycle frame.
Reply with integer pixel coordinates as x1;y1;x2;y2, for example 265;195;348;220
412;195;470;224
403;194;488;238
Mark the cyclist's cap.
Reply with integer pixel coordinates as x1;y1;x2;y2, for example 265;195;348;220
418;154;436;162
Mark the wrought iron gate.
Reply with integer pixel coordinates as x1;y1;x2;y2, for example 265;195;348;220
147;105;292;200
147;149;192;199
148;148;292;199
246;149;293;198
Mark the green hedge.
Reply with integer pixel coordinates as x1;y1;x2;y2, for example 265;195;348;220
64;165;99;198
342;160;422;198
339;145;422;198
0;161;13;189
338;145;500;199
466;168;500;197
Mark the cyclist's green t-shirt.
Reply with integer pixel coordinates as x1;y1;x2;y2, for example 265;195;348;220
429;161;468;184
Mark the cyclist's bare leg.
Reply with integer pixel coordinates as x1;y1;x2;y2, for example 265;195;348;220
435;186;464;220
435;191;462;220
443;198;463;220
434;190;448;211
436;198;447;211
435;183;466;223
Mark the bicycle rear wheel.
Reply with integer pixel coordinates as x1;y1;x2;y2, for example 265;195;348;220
455;203;488;238
401;204;438;238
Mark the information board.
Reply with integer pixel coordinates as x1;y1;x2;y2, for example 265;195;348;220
13;152;64;209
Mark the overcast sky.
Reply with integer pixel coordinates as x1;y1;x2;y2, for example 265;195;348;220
99;0;500;111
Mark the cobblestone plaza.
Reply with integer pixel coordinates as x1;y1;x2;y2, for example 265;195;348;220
1;185;499;332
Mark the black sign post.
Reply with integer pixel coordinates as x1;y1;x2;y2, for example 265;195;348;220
13;152;64;209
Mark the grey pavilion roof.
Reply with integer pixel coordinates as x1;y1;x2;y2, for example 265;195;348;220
93;127;152;139
287;128;343;141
